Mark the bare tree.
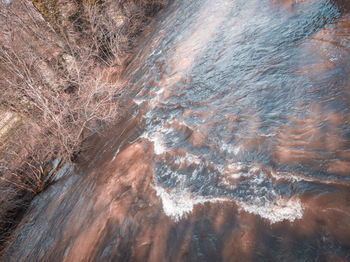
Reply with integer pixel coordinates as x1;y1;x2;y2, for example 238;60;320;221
0;0;168;251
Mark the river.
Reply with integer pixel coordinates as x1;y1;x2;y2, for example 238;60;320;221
1;0;350;261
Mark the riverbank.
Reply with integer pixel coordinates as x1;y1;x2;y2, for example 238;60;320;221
0;0;168;251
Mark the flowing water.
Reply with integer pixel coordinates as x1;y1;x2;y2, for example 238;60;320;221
2;0;350;261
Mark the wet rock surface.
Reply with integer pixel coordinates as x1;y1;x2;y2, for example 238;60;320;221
2;0;350;261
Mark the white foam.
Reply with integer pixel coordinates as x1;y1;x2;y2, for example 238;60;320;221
270;169;343;186
221;143;242;155
233;145;241;155
221;162;254;180
174;152;202;167
133;98;146;105
260;133;276;137
249;166;260;173
154;185;227;222
150;133;167;155
148;87;166;109
155;183;303;224
154;161;304;224
111;147;121;161
219;180;237;190
238;196;303;224
141;124;171;155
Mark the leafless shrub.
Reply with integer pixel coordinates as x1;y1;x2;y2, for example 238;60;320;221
0;0;168;251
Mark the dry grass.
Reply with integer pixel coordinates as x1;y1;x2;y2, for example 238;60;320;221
0;0;168;251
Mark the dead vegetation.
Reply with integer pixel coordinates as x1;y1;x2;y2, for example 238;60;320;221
0;0;167;251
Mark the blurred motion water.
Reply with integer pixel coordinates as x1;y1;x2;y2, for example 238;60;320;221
2;0;350;261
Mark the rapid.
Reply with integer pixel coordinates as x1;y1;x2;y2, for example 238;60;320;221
2;0;350;261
